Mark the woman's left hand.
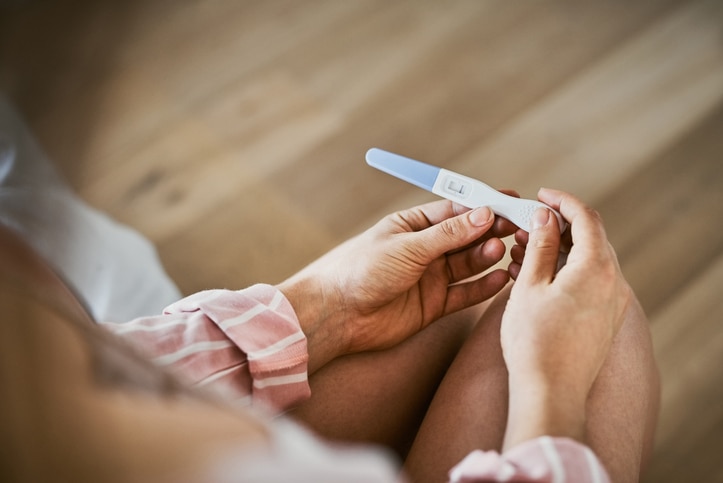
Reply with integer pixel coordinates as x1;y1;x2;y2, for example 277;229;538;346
278;199;515;372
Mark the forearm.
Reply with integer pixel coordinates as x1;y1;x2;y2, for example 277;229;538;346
103;286;311;412
276;274;349;375
503;377;587;451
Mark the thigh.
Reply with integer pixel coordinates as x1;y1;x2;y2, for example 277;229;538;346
404;286;660;483
288;303;487;459
404;284;511;483
586;296;660;483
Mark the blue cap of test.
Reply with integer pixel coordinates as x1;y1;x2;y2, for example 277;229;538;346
365;148;441;192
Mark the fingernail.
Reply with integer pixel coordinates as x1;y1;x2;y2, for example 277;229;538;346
469;207;493;226
531;208;550;230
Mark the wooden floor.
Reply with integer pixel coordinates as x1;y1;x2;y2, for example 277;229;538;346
2;1;722;481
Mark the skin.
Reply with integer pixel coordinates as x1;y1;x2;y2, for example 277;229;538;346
1;188;659;482
277;201;515;374
283;189;659;483
0;224;270;483
502;190;634;448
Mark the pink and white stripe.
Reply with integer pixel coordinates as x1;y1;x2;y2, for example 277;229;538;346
104;284;613;482
102;284;310;414
448;436;610;483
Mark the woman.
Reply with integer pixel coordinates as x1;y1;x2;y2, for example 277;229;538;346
0;96;658;482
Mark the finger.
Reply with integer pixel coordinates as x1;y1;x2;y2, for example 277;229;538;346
560;228;573;254
407;206;495;264
400;189;520;233
515;207;561;286
444;268;510;314
484;189;519;239
510;240;567;274
510;244;525;265
499;189;520;198
489;216;519;239
508;261;521;280
514;229;529;247
537;188;609;260
445;212;518;257
397;200;470;232
446;238;506;283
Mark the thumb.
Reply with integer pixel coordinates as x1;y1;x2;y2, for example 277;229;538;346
408;207;494;263
517;208;561;285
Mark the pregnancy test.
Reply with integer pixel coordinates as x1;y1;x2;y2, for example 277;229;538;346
365;148;566;233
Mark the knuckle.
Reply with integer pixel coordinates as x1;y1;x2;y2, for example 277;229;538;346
585;206;605;226
439;218;462;239
403;242;429;265
388;211;410;227
530;230;556;250
531;237;556;250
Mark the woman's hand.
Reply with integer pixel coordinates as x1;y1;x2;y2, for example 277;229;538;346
501;188;633;449
278;200;516;373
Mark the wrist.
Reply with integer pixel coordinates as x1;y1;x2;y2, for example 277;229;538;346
276;275;349;374
504;376;587;451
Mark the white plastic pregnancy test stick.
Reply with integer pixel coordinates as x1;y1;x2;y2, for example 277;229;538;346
366;148;566;233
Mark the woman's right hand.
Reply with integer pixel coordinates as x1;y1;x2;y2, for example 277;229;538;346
500;188;633;449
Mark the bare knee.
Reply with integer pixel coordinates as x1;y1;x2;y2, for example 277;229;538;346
289;304;480;457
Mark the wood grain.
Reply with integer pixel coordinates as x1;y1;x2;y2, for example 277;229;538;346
1;0;721;480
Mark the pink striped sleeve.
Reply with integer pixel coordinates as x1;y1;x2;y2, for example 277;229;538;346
448;437;610;483
102;284;310;414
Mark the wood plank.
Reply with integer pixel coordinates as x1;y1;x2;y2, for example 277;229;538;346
596;101;723;316
275;0;501;117
642;253;723;482
158;180;339;295
80;70;340;243
63;1;516;243
0;0;375;186
448;0;723;202
270;0;687;237
2;2;722;482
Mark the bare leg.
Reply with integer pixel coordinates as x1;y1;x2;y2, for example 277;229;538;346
405;285;660;483
404;284;511;483
586;296;660;483
289;303;488;458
